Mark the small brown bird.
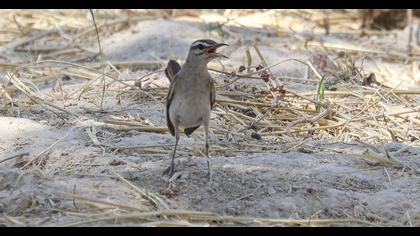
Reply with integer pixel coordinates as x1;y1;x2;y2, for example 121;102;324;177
164;39;228;180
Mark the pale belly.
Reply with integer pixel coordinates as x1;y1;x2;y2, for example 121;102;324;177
169;88;211;128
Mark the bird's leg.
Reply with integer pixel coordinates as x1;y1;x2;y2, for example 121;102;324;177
204;121;211;181
163;126;179;177
170;129;180;176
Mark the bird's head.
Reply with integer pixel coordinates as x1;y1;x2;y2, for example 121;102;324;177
188;39;228;64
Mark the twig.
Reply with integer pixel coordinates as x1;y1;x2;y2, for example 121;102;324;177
111;169;169;210
22;126;77;168
58;209;383;227
89;9;106;111
6;72;78;118
4;215;25;226
286;101;330;137
306;40;420;61
384;167;392;185
0;29;56;54
0;151;29;164
58;191;146;212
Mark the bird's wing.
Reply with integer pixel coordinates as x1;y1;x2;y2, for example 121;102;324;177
185;78;215;137
166;79;177;136
210;78;216;110
165;59;184;136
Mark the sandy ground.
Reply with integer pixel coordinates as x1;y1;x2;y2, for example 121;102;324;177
1;14;420;226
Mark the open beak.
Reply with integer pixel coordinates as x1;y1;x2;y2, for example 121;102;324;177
206;43;229;59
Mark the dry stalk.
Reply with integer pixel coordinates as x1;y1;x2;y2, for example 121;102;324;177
22;126;77;169
58;191;147;212
89;9;106;111
6;72;77;118
0;151;29;164
110;169;169;210
58;209;384;227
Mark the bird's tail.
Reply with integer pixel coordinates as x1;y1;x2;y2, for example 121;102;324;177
165;60;181;81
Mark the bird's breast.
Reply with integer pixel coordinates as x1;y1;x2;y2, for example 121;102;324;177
169;79;212;128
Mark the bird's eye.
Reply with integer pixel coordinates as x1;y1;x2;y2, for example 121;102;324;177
197;44;204;50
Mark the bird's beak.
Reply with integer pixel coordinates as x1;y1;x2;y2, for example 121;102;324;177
207;43;229;59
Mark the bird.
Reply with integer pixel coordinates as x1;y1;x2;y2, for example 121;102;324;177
163;39;228;180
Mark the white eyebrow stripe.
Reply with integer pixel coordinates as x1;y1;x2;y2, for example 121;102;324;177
191;41;213;48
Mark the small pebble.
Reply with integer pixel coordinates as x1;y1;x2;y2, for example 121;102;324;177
415;169;420;175
251;132;262;140
297;147;313;154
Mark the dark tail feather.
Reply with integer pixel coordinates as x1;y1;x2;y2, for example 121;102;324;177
184;126;200;136
165;60;181;81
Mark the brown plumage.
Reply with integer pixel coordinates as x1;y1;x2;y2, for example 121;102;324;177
163;39;227;180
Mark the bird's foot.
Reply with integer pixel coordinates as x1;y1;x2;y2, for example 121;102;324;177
203;171;212;182
161;170;186;189
162;165;175;177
